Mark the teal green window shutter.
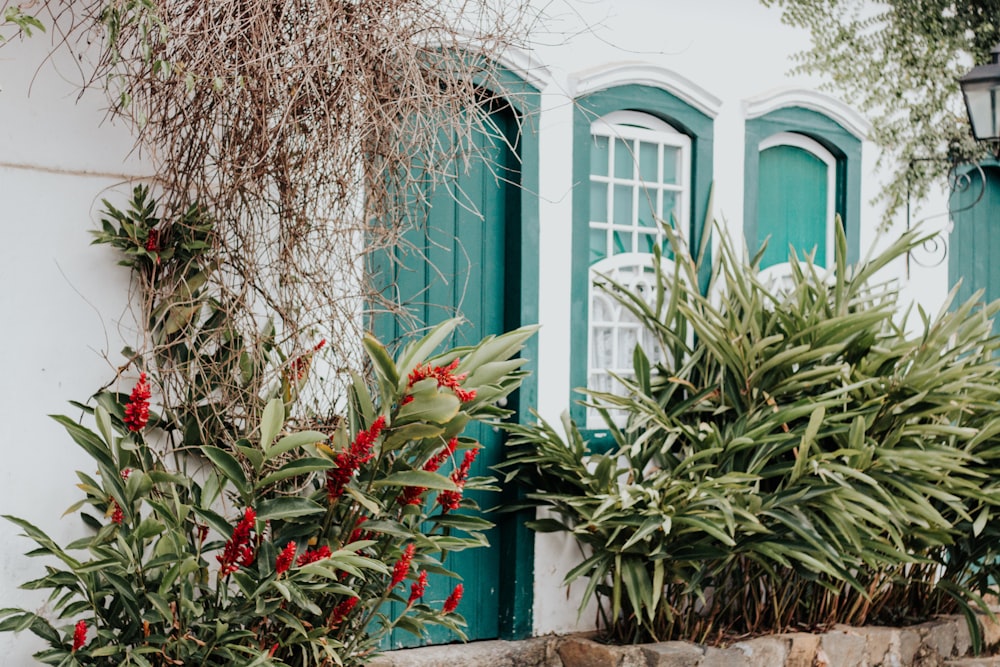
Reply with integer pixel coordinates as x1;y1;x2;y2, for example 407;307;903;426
744;106;862;267
756;133;835;268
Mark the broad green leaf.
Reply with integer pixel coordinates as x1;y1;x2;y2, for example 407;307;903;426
257;497;325;520
201;446;247;491
259;398;283;450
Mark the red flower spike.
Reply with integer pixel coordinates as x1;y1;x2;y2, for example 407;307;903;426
145;228;160;253
275;541;296;574
296;545;332;566
72;620;87;652
326;416;387;501
390;543;415;588
397;438;459;506
124;373;151;432
111;503;124;525
407;358;475;403
217;508;256;576
348;516;369;543
443;584;464;614
330;596;358;628
288;339;328;382
437;448;479;513
408;570;428;605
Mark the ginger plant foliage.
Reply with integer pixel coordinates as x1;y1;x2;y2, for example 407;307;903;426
506;223;1000;647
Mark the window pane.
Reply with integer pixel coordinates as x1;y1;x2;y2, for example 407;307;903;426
661;191;679;225
613;184;633;225
613;230;630;255
614;138;634;179
639;231;659;254
589;228;607;265
637;188;656;227
590;182;608;222
591;135;609;177
663;146;680;184
639;142;658;182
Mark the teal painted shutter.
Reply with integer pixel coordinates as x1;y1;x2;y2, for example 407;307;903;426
949;166;1000;325
378;103;518;648
757;144;828;268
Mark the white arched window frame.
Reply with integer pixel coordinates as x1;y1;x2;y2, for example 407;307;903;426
757;132;837;283
586;110;691;428
588;253;676;427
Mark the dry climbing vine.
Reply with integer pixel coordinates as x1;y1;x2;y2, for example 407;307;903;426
6;0;535;445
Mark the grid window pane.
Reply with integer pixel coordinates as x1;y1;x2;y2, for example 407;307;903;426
663;146;680;184
661;191;679;226
591;135;609;176
639;142;658;182
614;138;634;179
613;231;630;255
613;184;633;226
590;228;607;264
590;182;608;223
637;189;657;228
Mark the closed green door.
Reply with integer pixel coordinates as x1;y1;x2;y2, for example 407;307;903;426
950;165;1000;328
757;144;828;268
376;101;520;647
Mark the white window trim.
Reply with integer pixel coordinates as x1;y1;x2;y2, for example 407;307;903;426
758;131;837;269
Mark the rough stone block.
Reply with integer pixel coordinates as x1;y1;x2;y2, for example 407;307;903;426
734;636;789;666
557;636;619;667
922;620;959;659
701;646;749;667
642;642;704;667
782;632;821;667
898;628;923;666
850;625;897;665
818;629;868;667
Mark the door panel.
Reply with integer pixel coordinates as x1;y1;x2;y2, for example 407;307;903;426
376;102;519;647
950;165;1000;329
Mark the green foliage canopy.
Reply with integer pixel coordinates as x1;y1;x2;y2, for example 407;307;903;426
763;0;1000;225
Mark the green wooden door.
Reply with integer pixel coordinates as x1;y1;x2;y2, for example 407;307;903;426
950;165;1000;329
376;102;520;647
757;144;828;268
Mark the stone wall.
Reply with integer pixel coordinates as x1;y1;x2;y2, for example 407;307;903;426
369;615;1000;667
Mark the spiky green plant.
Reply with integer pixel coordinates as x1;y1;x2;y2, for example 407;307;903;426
504;223;1000;647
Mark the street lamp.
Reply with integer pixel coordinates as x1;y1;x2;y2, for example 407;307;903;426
959;42;1000;143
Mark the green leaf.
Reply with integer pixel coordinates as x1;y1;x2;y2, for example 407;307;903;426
372;470;458;491
255;458;334;489
267;431;327;459
257;497;325;520
259;398;283;451
201;446;247;492
396;392;460;425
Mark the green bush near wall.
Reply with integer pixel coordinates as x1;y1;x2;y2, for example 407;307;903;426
505;223;1000;648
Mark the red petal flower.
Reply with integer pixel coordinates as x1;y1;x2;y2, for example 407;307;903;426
329;596;358;628
72;620;87;652
443;584;464;614
437;448;479;513
123;373;151;432
296;545;332;566
275;541;296;574
408;570;428;605
326;416;386;501
407;358;476;403
217;507;256;576
390;543;415;588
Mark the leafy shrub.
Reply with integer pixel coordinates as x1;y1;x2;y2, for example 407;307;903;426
1;318;535;666
505;224;1000;647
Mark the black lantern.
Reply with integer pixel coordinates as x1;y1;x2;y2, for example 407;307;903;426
960;43;1000;142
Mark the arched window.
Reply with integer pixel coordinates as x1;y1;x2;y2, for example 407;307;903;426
571;82;715;432
743;101;864;270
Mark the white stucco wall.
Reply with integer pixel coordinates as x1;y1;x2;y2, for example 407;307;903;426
0;29;147;665
0;0;962;659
